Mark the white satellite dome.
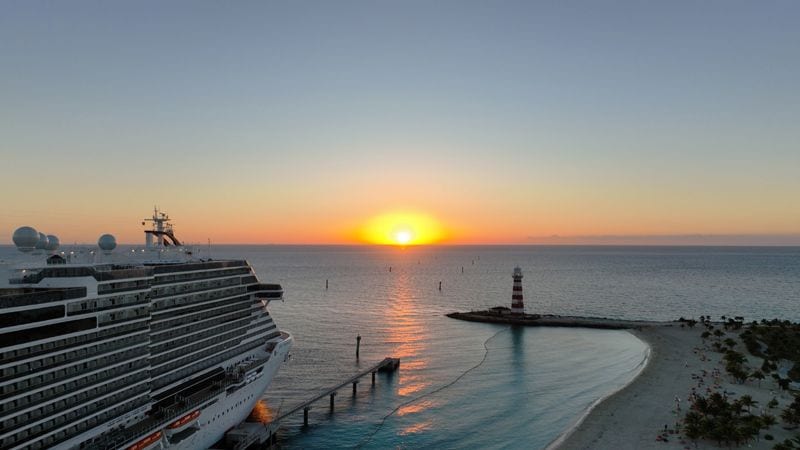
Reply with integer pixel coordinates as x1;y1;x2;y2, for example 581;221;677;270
46;235;60;251
98;234;117;252
35;232;49;250
12;226;39;252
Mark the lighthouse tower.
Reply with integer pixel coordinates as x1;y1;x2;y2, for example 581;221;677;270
511;266;525;315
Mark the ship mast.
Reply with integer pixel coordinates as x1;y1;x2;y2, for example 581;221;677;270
143;207;182;247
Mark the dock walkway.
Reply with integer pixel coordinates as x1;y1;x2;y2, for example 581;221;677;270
219;357;400;450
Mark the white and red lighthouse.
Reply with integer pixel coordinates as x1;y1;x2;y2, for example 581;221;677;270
511;266;524;314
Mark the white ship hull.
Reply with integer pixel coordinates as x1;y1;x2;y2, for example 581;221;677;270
161;335;292;450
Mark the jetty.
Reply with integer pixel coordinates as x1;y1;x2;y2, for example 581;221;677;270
451;267;674;330
216;357;400;450
447;310;668;330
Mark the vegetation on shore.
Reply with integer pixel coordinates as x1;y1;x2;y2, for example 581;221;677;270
681;317;800;449
683;391;774;446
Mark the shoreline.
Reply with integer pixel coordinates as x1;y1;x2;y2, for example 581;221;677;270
446;310;796;449
545;335;652;450
555;326;795;449
556;324;695;449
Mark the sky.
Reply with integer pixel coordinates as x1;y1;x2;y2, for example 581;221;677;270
1;1;799;245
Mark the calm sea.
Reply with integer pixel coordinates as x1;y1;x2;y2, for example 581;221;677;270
2;245;798;448
207;245;799;449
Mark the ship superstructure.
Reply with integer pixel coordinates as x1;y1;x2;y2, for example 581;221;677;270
0;211;292;450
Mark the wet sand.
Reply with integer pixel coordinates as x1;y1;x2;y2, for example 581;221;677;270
557;325;795;450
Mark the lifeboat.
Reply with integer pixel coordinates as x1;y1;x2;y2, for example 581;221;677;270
167;410;201;429
165;410;201;437
126;431;162;450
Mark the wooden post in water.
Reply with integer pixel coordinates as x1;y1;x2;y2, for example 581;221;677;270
356;334;361;359
303;407;310;426
371;371;376;386
329;392;336;410
438;281;442;291
325;279;328;290
352;381;358;395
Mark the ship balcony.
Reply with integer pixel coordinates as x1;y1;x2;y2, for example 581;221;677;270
0;287;86;308
249;283;283;300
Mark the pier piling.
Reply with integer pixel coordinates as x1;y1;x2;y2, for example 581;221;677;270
226;357;401;448
356;334;361;359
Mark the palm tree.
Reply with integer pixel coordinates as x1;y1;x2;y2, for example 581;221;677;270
683;410;704;442
782;396;800;428
750;369;765;387
772;441;794;450
760;413;777;429
739;395;757;414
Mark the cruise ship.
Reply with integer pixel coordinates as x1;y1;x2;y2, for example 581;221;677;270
0;210;293;450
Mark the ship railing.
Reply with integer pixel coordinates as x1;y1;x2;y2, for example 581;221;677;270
0;286;87;308
10;266;154;285
247;283;282;292
89;381;229;450
150;260;249;274
226;356;271;383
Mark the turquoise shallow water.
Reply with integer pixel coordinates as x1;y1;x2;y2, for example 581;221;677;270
205;245;798;449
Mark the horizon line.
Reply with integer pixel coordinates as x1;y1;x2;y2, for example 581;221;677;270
3;243;799;248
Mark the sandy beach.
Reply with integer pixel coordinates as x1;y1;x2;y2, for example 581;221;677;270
558;324;796;450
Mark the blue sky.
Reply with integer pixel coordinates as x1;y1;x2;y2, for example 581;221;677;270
1;1;798;244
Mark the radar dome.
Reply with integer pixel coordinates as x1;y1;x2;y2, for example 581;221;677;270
98;234;117;251
35;232;49;250
12;226;39;252
46;235;60;251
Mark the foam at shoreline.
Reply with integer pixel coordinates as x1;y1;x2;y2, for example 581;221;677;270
545;334;652;450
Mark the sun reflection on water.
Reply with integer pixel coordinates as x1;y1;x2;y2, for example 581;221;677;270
400;419;434;435
397;399;436;416
385;270;431;401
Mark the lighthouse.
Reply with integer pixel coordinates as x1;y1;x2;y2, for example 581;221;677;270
511;266;524;315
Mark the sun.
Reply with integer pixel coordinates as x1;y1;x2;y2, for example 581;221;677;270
357;211;446;246
394;229;413;245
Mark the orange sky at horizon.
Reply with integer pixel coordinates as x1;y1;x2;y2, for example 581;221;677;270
2;198;799;246
2;144;799;246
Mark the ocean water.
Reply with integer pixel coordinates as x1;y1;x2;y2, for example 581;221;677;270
2;245;798;448
206;245;799;449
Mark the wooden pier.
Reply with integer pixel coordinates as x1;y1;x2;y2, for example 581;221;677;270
218;357;400;450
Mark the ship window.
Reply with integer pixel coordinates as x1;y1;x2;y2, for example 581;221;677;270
0;305;64;327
